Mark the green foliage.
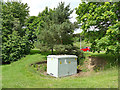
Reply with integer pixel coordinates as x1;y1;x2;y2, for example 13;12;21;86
35;2;78;54
73;37;80;42
2;31;31;62
54;44;66;54
53;44;85;65
76;2;120;57
44;65;47;71
2;1;34;63
24;16;38;43
96;22;120;56
54;45;76;54
35;41;51;52
73;40;91;49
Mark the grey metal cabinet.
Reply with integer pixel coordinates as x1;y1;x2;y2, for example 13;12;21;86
47;55;77;77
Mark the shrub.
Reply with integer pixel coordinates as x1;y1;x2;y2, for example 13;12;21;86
2;1;35;64
54;44;85;65
35;42;51;52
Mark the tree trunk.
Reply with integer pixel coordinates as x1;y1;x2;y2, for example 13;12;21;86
51;48;53;54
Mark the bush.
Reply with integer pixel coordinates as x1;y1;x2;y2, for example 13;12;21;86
35;41;51;52
54;44;66;54
2;31;33;64
2;1;35;64
54;44;85;65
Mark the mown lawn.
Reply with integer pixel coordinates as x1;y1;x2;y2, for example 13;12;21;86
1;50;118;88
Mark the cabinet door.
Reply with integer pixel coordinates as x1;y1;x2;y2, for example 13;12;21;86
68;58;77;75
58;58;77;77
58;58;69;77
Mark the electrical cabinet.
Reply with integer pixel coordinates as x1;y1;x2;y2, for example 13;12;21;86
47;55;77;77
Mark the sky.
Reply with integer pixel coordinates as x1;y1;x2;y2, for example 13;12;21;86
21;0;82;34
4;0;82;33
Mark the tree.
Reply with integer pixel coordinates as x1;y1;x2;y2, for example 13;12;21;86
24;16;38;43
0;1;2;64
76;2;120;57
36;2;78;54
96;22;120;55
2;1;34;63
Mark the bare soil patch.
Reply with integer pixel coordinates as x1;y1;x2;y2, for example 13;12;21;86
88;56;106;71
74;56;107;77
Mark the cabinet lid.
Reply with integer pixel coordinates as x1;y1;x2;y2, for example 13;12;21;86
47;55;77;58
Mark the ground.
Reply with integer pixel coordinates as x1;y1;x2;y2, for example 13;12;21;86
30;53;110;77
1;50;118;88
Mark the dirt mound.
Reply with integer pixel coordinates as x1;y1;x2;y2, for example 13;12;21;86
73;56;107;77
88;56;106;71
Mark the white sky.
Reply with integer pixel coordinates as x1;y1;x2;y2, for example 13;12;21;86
20;0;80;16
4;0;82;33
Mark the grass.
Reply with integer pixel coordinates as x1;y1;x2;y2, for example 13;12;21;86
1;49;118;88
73;41;91;49
0;66;1;90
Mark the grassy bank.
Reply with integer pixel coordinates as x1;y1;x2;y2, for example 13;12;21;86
1;50;118;88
